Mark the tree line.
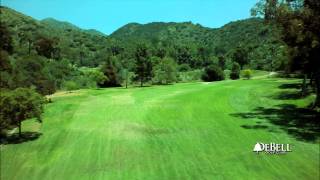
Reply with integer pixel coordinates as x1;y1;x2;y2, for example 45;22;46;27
251;0;320;107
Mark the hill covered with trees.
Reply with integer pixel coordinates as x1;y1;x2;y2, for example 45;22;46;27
1;5;285;71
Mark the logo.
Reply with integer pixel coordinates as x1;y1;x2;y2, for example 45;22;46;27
253;142;291;154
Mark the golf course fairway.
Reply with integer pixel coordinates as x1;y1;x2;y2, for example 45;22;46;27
1;78;319;180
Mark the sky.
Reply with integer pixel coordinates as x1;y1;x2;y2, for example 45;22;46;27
2;0;258;35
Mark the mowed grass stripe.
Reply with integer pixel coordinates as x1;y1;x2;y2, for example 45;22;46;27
1;78;319;180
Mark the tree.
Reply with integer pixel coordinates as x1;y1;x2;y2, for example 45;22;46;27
201;65;225;82
0;88;45;137
80;67;107;88
197;46;210;67
0;22;13;54
218;55;226;70
0;50;12;88
99;56;122;87
155;47;166;59
35;36;60;59
133;44;153;87
175;46;193;65
232;47;249;69
153;57;177;84
44;58;73;89
12;55;56;95
252;0;278;21
178;63;191;72
242;69;252;80
252;0;320;107
18;24;38;55
230;62;241;80
62;81;79;91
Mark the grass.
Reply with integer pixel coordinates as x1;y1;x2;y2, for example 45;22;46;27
1;78;319;180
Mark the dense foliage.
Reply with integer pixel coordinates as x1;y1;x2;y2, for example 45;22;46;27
242;69;253;80
251;0;320;107
230;62;241;80
0;88;45;136
201;65;225;82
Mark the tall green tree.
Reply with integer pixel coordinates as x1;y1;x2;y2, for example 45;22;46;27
35;36;60;59
252;0;320;107
133;44;153;87
0;22;13;54
230;62;241;80
232;47;249;69
99;56;122;87
0;50;12;88
218;55;226;70
18;24;38;55
153;57;177;84
12;55;56;95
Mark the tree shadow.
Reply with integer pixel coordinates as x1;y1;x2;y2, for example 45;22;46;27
231;104;319;142
0;132;42;145
278;83;301;89
241;124;269;129
271;91;309;100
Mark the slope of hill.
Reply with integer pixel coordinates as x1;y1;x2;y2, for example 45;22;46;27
1;6;285;70
111;18;280;51
110;18;285;70
41;18;106;36
0;6;109;66
111;21;215;45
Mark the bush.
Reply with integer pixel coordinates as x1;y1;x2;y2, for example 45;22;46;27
152;57;177;84
0;88;45;136
201;65;225;82
79;67;107;88
178;63;191;72
178;70;203;82
230;62;240;80
242;69;252;79
62;81;79;91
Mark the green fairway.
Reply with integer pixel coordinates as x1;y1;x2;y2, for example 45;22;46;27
1;78;319;180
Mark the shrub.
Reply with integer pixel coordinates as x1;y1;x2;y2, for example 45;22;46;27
0;88;45;136
201;65;225;82
153;57;177;84
242;69;252;79
230;62;240;80
178;63;191;72
79;67;108;88
62;81;79;91
178;70;202;82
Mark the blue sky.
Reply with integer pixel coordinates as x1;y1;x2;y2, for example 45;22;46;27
2;0;258;35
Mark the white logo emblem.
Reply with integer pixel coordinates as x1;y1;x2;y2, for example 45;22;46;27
253;142;291;154
253;143;263;153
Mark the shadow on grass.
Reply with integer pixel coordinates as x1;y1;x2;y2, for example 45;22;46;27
271;90;309;100
0;132;42;145
278;83;301;89
241;124;269;129
231;104;320;142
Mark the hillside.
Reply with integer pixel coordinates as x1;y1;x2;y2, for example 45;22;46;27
111;21;215;45
1;6;285;70
111;18;272;49
0;6;109;66
111;19;285;70
41;18;106;36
